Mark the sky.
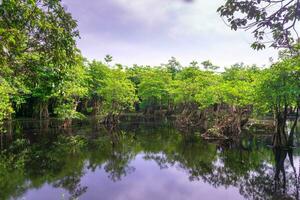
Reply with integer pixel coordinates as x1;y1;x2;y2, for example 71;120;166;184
62;0;278;68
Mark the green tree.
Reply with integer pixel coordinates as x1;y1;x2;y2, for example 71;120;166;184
54;56;89;127
169;66;219;129
104;54;113;65
0;0;79;119
0;79;14;131
254;56;300;146
196;65;259;135
201;60;219;71
164;57;182;78
170;66;218;110
87;60;110;116
99;68;138;124
138;68;172;115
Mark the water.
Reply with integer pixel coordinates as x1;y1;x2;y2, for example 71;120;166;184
1;119;300;200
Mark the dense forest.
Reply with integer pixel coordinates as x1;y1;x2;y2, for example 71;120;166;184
1;0;300;148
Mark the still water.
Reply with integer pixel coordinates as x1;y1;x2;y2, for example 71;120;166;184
1;119;300;200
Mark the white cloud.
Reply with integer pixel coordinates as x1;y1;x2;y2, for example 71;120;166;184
111;0;230;37
64;0;278;68
112;0;175;27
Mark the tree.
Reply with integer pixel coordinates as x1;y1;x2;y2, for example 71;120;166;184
218;0;300;50
169;67;204;106
54;56;89;127
104;54;113;64
196;65;259;136
254;56;300;146
0;79;14;131
163;57;182;78
169;67;219;129
170;66;219;110
87;60;110;116
138;68;172;115
201;60;219;71
0;0;79;119
99;68;138;124
189;60;199;68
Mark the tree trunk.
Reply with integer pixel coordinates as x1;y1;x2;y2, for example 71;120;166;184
288;107;299;146
224;106;242;135
273;112;288;147
38;101;49;119
40;119;50;134
92;99;101;116
62;119;72;129
274;147;287;193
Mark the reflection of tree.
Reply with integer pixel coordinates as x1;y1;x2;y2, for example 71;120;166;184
129;126;300;200
53;173;87;200
140;132;300;200
26;145;89;200
87;129;137;182
200;146;299;200
144;154;171;169
0;133;90;200
2;121;300;200
142;134;218;183
104;130;136;181
104;149;135;182
273;148;299;199
234;147;300;200
274;147;288;194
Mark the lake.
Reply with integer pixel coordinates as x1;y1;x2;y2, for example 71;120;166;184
1;119;300;200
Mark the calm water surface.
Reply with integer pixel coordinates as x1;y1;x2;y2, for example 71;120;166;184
1;119;300;200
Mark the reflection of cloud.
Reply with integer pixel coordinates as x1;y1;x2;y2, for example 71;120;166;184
78;154;243;200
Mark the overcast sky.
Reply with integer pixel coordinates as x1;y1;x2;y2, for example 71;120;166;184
62;0;278;68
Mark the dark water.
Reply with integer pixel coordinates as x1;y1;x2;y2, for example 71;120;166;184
1;119;300;200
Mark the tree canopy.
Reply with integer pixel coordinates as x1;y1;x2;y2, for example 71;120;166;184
218;0;300;50
1;0;299;146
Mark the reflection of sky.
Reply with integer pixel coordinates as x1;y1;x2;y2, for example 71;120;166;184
61;0;278;68
20;154;243;200
19;185;68;200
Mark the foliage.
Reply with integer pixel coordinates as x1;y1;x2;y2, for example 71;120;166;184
170;67;218;105
104;54;113;64
54;56;89;120
218;0;300;49
86;60;110;115
164;57;182;78
195;65;258;109
201;60;220;71
0;0;299;139
0;0;79;119
99;68;138;116
138;67;172;111
254;57;300;114
0;79;14;126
